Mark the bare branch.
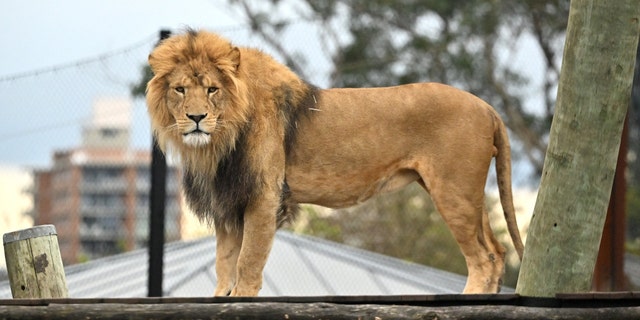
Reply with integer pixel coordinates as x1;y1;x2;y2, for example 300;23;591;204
236;0;309;79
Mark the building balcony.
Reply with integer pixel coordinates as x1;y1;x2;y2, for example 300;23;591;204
80;204;126;217
135;180;150;192
81;179;128;193
79;223;126;241
135;180;180;194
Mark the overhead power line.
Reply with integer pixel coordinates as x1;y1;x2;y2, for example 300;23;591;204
0;33;158;83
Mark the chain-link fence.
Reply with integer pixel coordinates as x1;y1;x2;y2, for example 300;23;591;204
0;32;184;263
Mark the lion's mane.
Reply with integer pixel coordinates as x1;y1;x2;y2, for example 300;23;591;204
146;30;317;231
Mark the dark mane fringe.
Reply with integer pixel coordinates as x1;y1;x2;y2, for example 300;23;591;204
276;181;298;228
212;124;259;230
276;82;319;227
280;82;320;158
182;124;259;232
183;81;319;232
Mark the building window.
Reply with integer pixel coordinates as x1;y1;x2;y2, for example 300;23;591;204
100;128;119;138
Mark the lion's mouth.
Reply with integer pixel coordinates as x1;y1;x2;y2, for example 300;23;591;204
184;128;210;136
183;129;211;146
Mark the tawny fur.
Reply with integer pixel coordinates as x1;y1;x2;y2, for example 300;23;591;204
146;30;524;296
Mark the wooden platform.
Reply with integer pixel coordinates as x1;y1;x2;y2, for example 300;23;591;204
1;293;640;319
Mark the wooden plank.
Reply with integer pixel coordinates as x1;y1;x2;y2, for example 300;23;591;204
1;292;639;307
0;302;639;320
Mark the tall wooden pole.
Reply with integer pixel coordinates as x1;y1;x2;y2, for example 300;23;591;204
516;0;640;297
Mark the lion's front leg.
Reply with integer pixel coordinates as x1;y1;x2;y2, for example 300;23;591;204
230;195;278;296
213;224;243;296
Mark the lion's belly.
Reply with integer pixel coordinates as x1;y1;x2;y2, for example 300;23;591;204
286;163;421;208
284;83;496;208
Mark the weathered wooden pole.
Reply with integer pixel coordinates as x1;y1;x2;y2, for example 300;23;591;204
3;225;68;298
516;0;640;297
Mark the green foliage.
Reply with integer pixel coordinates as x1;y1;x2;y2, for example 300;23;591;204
228;0;570;175
293;205;344;243
289;184;468;275
230;0;564;285
627;186;640;255
290;184;522;287
131;65;153;98
76;253;90;264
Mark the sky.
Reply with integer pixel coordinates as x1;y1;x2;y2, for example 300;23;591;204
1;1;239;76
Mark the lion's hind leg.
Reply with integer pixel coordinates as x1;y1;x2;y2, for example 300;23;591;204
418;178;506;294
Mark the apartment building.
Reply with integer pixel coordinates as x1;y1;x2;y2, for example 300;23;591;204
30;98;183;264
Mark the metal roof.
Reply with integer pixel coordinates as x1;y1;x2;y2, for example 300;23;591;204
0;231;467;298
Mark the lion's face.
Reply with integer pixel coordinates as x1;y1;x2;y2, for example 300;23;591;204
164;64;233;147
147;31;249;152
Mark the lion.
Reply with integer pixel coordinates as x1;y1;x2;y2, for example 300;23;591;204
146;29;524;296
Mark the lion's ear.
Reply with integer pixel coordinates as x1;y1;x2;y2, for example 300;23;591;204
228;47;240;72
148;53;167;76
148;53;158;74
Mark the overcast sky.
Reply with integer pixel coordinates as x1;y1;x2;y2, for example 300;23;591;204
1;1;240;76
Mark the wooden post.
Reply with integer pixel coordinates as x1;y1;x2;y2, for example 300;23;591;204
3;225;68;298
516;1;640;297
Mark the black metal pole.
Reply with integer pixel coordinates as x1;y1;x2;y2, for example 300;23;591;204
148;29;171;298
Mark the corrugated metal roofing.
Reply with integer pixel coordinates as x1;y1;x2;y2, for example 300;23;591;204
0;231;467;298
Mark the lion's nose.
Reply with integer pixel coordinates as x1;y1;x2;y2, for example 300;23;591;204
187;113;207;124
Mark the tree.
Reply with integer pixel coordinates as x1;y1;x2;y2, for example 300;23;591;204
131;65;152;98
627;39;640;255
225;0;564;286
289;186;523;286
232;0;570;175
516;0;640;297
290;185;468;276
630;41;640;189
628;186;640;255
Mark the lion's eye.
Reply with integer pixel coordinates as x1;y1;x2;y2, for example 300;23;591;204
175;87;185;94
207;87;218;94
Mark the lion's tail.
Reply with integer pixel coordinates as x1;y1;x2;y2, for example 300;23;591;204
494;114;525;260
